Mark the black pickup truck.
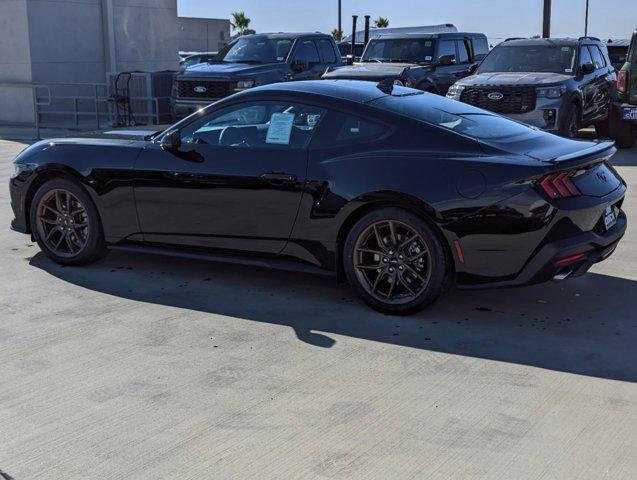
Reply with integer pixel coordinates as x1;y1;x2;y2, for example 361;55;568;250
172;33;342;116
322;32;489;95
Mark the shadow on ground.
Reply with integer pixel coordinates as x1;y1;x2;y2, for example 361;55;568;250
29;249;637;383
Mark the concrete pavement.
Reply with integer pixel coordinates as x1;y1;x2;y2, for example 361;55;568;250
1;138;636;479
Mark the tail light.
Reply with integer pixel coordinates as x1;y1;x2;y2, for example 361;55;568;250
538;170;581;199
617;70;628;93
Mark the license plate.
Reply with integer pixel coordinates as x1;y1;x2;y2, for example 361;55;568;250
621;107;637;120
604;206;617;230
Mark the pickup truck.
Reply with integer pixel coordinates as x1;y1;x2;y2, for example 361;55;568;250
612;29;637;148
323;32;490;95
172;33;342;116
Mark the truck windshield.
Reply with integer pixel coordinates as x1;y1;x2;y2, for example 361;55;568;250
361;38;435;63
478;45;577;74
217;37;293;64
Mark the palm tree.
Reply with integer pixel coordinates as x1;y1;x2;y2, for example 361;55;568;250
230;11;251;36
331;28;343;41
374;17;389;28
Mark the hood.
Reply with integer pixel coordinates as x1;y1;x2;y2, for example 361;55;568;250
324;62;426;80
180;62;281;79
459;71;572;86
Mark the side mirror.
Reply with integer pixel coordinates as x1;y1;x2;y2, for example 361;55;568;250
345;54;355;65
437;54;456;66
160;129;181;152
468;63;478;74
291;60;308;73
581;62;596;74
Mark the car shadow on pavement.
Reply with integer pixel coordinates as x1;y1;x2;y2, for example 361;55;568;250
30;250;637;382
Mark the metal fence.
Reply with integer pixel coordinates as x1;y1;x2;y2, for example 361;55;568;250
0;81;171;139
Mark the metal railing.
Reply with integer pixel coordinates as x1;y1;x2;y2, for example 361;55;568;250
0;81;171;139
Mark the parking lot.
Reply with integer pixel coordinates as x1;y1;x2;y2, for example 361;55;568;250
1;135;636;479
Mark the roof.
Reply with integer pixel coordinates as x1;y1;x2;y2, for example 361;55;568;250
606;39;631;47
371;32;485;40
242;32;331;39
246;80;398;104
502;37;603;47
342;24;458;44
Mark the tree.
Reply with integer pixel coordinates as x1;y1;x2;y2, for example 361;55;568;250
230;11;251;36
374;17;389;28
331;28;343;41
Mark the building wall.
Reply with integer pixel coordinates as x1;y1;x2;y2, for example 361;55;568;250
178;17;230;53
0;0;34;123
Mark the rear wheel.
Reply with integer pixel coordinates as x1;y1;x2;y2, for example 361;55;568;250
343;208;447;315
30;178;108;266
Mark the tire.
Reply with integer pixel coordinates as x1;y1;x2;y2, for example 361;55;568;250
610;113;636;149
558;102;581;138
30;177;108;266
343;208;448;315
594;119;610;138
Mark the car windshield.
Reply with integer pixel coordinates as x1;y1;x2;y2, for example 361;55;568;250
372;92;542;142
361;38;435;63
478;44;577;74
216;37;293;64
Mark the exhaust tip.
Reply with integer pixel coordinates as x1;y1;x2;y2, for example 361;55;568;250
553;269;573;282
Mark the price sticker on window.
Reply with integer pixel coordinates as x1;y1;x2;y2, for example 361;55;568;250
266;113;295;145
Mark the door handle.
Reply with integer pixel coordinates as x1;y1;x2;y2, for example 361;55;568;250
260;172;297;184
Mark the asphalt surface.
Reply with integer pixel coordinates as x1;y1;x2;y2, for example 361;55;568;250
1;136;636;480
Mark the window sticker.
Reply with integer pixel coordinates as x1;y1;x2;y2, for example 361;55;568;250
425;55;433;61
565;68;573;73
425;41;432;46
266;112;295;144
561;47;570;52
277;56;285;61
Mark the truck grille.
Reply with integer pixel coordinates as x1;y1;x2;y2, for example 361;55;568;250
176;80;235;100
460;86;537;114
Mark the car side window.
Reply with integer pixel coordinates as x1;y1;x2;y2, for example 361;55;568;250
293;40;321;67
589;45;607;69
472;37;490;60
318;38;337;64
180;102;326;149
579;46;593;67
437;40;456;62
332;112;388;145
456;40;469;63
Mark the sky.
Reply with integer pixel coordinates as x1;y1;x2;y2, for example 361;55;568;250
178;0;637;41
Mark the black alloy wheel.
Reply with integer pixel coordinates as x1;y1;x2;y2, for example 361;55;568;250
30;178;107;265
344;208;447;315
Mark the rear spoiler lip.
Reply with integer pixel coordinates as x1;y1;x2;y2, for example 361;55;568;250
542;140;616;164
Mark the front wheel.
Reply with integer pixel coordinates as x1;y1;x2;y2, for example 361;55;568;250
558;102;581;138
30;178;108;266
343;208;448;315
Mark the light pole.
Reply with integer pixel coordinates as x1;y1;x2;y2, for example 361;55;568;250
338;0;342;37
584;0;590;36
542;0;552;38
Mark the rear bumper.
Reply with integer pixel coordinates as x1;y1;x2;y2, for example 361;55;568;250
459;210;626;290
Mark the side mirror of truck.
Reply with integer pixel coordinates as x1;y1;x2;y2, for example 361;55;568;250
580;62;596;74
468;63;479;74
437;54;456;66
291;60;308;73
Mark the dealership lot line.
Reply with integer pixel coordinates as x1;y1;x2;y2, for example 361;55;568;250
1;138;636;480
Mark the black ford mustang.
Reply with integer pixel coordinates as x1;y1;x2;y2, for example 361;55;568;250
10;80;627;314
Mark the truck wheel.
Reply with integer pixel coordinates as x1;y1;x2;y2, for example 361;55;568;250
558;102;580;138
610;114;636;149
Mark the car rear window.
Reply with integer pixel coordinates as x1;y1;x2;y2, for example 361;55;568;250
372;92;541;141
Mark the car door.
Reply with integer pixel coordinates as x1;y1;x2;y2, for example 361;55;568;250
133;100;326;254
433;39;466;94
587;45;613;121
288;39;325;80
578;45;599;119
